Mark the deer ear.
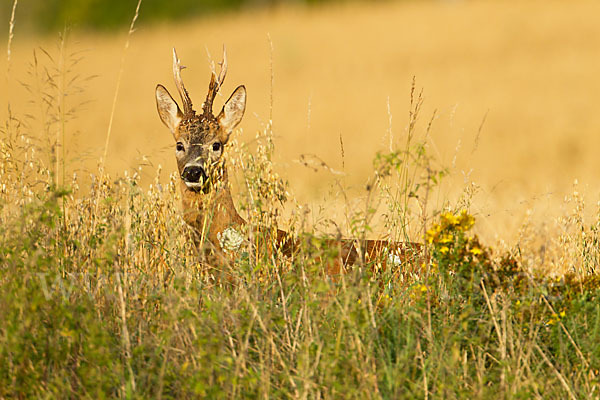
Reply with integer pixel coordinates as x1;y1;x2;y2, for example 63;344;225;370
218;85;246;143
155;84;183;136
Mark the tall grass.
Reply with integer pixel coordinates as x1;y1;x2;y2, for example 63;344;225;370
2;11;600;400
2;65;600;400
2;128;600;397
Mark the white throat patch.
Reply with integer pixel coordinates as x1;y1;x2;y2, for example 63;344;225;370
184;181;204;189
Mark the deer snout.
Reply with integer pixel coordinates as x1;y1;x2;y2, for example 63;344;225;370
181;164;208;189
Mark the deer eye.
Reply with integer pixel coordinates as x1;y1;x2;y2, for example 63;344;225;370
176;142;185;152
212;142;221;152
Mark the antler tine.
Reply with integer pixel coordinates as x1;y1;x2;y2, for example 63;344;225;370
217;45;228;91
172;48;193;115
203;45;228;116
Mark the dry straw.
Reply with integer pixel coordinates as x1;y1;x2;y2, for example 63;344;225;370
6;0;18;79
101;0;143;165
92;0;142;231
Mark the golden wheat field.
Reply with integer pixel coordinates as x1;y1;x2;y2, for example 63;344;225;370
2;0;600;247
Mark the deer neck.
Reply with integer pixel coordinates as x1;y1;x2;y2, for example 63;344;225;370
180;163;246;247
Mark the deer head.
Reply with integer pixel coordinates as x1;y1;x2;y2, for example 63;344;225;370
155;48;246;193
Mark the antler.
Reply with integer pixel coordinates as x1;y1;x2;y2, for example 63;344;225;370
172;48;194;116
202;46;228;116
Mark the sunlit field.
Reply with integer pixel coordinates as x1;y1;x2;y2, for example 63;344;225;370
2;0;600;397
2;0;600;242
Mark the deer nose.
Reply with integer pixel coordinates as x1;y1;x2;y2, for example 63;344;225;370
181;165;208;183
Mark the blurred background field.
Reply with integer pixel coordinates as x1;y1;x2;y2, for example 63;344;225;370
2;0;600;244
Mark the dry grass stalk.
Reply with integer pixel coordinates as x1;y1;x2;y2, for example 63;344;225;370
534;343;577;400
101;0;143;165
5;0;18;78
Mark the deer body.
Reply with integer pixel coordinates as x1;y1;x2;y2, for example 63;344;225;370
156;48;423;272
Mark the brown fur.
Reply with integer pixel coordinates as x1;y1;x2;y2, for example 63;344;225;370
156;48;425;274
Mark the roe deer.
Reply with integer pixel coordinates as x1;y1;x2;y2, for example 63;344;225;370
155;48;423;274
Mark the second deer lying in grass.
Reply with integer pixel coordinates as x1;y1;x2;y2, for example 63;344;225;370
155;48;423;274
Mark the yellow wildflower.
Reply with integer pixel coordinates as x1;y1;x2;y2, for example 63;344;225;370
440;234;453;244
470;247;482;255
426;230;436;244
441;212;459;226
458;211;475;231
409;284;428;300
